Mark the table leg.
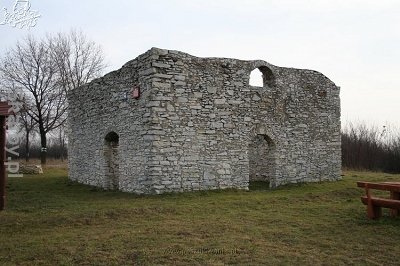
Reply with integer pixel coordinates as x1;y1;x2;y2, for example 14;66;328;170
390;191;400;217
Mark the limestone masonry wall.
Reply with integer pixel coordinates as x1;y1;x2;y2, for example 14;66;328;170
68;47;341;194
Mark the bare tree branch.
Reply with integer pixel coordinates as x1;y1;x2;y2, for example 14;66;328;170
0;29;108;164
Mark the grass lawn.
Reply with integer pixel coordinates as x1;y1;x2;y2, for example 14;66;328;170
1;169;400;265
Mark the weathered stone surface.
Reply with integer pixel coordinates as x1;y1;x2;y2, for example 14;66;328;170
19;165;43;174
68;47;341;194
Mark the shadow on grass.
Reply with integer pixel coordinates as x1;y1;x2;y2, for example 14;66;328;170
248;181;270;191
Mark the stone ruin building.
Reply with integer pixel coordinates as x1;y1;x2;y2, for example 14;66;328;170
68;47;341;194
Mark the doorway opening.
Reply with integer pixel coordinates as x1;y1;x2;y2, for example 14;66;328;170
248;134;275;190
104;131;119;190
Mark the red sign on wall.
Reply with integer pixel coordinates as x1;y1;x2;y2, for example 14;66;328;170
133;87;140;99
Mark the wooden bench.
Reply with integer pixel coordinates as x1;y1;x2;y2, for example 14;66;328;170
357;181;400;219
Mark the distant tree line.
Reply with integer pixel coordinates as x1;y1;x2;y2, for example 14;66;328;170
16;137;68;161
342;122;400;173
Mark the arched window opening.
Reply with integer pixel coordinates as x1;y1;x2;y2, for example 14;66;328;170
104;131;119;190
249;68;263;87
249;66;275;88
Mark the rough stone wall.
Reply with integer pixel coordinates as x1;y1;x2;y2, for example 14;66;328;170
68;47;341;194
68;49;157;193
249;135;272;182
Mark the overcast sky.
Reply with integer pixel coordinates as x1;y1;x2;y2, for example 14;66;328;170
1;0;399;130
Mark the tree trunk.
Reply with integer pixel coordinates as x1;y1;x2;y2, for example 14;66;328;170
40;129;47;165
59;128;64;162
25;130;30;162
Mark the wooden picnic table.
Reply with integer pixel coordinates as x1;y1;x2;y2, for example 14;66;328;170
357;181;400;219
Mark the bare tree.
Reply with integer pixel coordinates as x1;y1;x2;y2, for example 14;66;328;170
0;30;107;164
19;106;36;162
48;29;108;93
0;35;58;165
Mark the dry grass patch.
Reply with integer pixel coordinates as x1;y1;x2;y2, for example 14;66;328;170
13;158;68;171
0;170;399;265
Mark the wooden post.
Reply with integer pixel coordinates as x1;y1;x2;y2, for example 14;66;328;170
0;116;6;211
390;191;400;217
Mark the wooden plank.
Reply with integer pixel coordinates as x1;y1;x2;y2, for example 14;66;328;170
361;196;400;219
0;101;13;211
357;181;400;192
390;191;400;216
0;102;14;116
365;183;375;219
0;116;6;210
361;196;400;210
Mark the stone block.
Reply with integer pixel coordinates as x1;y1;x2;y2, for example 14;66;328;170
207;87;217;94
214;98;226;105
19;165;43;174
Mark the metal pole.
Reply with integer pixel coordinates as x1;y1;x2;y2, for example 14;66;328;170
0;116;6;211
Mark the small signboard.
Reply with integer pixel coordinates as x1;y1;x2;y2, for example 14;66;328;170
133;87;140;99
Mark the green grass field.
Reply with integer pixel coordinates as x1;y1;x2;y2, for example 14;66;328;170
1;169;399;265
